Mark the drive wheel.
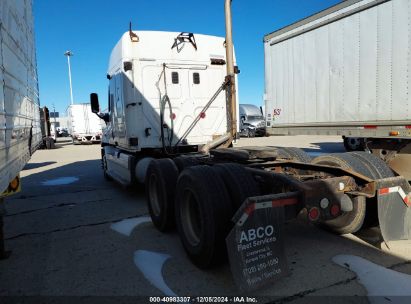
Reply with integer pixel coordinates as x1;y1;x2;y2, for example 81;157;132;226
276;147;312;163
173;156;200;173
175;165;232;268
349;152;394;227
311;153;372;234
212;163;260;210
145;159;179;232
276;147;312;175
101;150;112;181
343;137;365;152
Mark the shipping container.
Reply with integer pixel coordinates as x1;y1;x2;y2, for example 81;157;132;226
264;0;410;137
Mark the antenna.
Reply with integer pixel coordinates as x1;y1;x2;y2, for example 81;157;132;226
129;22;139;42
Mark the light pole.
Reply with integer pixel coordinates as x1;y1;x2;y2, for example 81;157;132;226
64;50;74;105
52;103;57;126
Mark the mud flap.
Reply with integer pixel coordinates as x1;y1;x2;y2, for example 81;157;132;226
226;193;299;291
377;177;411;245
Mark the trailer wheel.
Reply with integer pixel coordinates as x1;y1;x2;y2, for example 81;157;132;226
173;157;200;173
276;147;312;163
45;137;55;149
213;163;260;210
349;152;395;227
145;159;179;232
175;165;232;268
343;137;365;152
311;153;373;234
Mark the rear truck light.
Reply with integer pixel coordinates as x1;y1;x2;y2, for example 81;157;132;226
389;131;399;136
9;176;20;191
308;207;320;221
170;113;176;120
406;126;411;129
200;112;206;119
363;125;377;129
330;204;341;217
320;198;329;209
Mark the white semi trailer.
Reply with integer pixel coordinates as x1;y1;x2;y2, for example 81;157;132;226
0;0;42;259
0;0;42;196
90;0;411;291
67;103;102;144
264;0;411;179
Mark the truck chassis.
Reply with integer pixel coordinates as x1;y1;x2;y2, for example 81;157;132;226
137;146;411;273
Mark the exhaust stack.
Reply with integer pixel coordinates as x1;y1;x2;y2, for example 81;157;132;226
225;0;237;140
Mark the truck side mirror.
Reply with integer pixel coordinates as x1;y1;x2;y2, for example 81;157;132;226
90;93;100;113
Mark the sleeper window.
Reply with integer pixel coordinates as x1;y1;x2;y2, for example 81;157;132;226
172;72;179;84
193;73;200;84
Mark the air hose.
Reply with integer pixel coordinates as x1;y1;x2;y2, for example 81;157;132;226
159;94;174;154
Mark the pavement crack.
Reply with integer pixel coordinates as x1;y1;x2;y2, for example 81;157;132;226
388;260;411;269
269;259;411;303
5;213;149;241
12;188;110;200
5;198;112;217
268;276;357;303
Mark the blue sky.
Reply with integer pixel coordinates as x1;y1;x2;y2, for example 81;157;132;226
34;0;341;114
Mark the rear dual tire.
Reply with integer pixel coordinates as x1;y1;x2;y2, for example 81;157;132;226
349;152;394;228
175;164;260;269
145;159;179;232
312;152;394;234
311;153;370;234
175;166;232;268
276;147;312;163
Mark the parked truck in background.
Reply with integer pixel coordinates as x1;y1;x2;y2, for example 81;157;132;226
67;103;103;144
239;104;266;137
0;0;42;198
264;0;411;180
90;0;411;290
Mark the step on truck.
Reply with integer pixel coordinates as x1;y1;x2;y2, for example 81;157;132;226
0;0;43;259
90;0;411;291
264;0;411;181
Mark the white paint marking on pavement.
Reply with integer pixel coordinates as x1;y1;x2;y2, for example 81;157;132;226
333;255;411;302
41;176;79;186
110;216;151;236
134;250;177;296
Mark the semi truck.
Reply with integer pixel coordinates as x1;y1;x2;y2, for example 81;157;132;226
0;0;42;259
264;0;411;180
239;104;266;137
90;0;411;291
67;103;103;144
